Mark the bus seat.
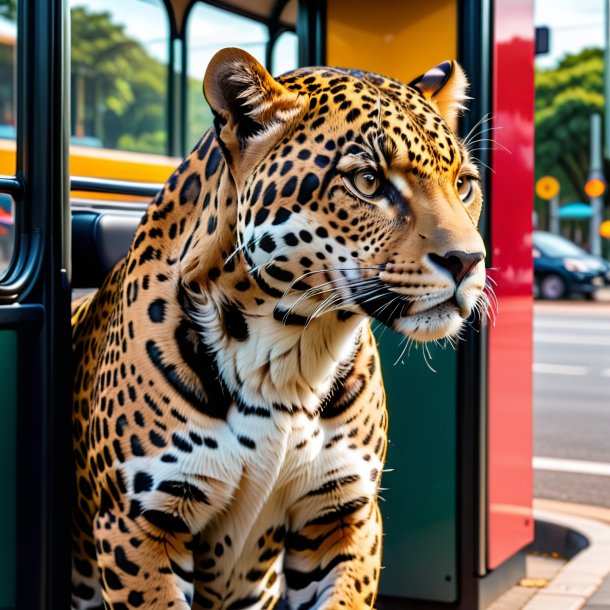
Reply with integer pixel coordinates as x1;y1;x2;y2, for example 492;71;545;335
72;209;142;288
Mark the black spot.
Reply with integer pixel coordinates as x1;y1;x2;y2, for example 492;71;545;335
204;437;218;449
207;215;217;234
273;308;307;326
346;108;361;123
146;340;210;415
158;481;209;504
254;208;270;226
221;302;249;341
315;155;330;168
73;583;95;600
179;173;202;206
115;546;139;576
113;439;125;463
127;591;145;607
148;298;166;323
251;269;284;298
297;173;319;205
251;180;263;205
205;148;222;179
104;568;123;590
246;569;264;582
142;509;190;533
173;319;232;420
284;233;298;247
262;183;277;206
299;230;313;243
259;234;276;253
281;176;297;198
265;265;294;282
311;117;325;130
115;415;128;437
130;435;145;457
197;131;214;160
134;471;153;493
238;435;256;449
298;149;311;160
272;207;292;225
284;554;356;591
172;433;193;453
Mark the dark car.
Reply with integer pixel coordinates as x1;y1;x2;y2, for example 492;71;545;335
533;231;609;299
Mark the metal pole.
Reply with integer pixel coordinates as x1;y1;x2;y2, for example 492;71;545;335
604;0;610;159
590;114;603;256
549;195;560;235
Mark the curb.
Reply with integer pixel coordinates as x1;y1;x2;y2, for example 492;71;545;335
521;506;610;610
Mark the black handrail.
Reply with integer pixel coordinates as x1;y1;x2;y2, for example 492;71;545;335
70;176;164;198
0;176;24;197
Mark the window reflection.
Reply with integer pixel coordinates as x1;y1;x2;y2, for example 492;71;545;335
0;2;17;175
272;30;298;77
0;193;14;278
69;0;169;155
186;4;268;150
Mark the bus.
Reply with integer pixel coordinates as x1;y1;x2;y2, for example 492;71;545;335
0;1;533;609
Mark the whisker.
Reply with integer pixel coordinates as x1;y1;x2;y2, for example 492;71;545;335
462;113;494;147
282;265;384;296
466;138;512;155
281;277;379;322
469;156;495;174
393;334;414;366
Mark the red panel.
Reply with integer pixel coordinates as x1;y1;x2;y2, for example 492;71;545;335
487;0;535;569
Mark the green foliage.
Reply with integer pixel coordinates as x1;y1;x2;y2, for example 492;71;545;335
535;48;607;203
0;0;16;22
187;77;214;151
70;6;167;154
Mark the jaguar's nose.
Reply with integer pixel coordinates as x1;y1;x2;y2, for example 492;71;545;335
429;250;484;284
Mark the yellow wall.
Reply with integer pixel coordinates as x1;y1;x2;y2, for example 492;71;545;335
327;0;457;85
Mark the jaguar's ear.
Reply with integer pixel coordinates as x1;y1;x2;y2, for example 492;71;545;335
204;48;306;186
409;61;469;132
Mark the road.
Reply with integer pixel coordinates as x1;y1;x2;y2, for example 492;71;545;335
534;294;610;507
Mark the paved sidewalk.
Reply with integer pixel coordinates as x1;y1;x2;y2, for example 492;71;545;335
489;500;610;610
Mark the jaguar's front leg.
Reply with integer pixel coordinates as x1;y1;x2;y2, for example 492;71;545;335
283;499;382;609
94;507;195;609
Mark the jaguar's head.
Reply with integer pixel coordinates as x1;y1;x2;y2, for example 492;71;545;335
204;48;486;343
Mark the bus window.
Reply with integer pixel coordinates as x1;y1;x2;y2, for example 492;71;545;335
0;193;14;278
0;1;16;176
69;0;170;155
271;30;298;77
185;3;267;151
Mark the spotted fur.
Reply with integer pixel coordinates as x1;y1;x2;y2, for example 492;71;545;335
71;48;486;610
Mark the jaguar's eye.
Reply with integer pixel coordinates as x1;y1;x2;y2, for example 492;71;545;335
345;169;382;199
457;175;475;203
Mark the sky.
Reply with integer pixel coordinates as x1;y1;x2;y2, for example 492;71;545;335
0;0;603;74
0;0;297;77
535;0;605;68
68;0;297;78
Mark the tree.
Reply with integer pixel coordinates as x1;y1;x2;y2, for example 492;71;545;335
70;6;167;153
536;49;605;202
0;0;16;22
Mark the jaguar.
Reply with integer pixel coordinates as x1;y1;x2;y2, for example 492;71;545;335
71;47;486;610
